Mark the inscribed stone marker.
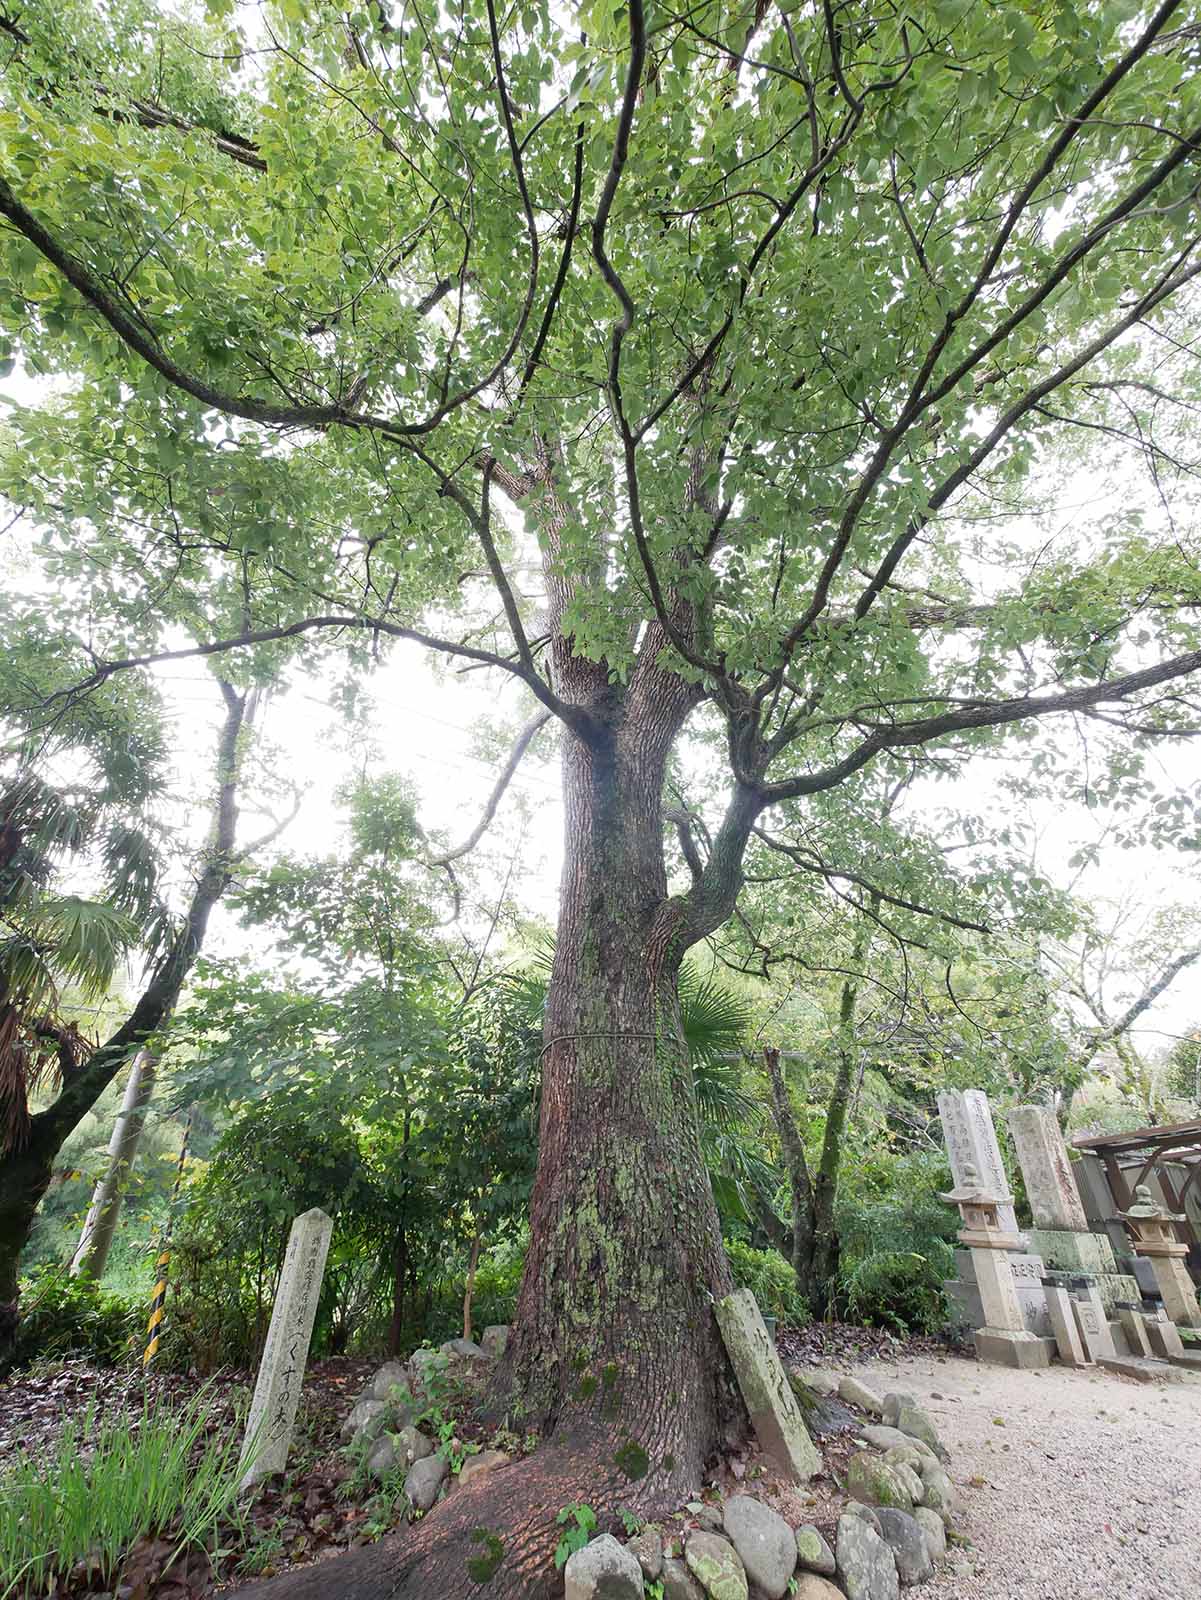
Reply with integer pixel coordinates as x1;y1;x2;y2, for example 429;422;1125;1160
239;1207;334;1488
1071;1292;1117;1362
1006;1106;1089;1233
1118;1306;1152;1358
937;1091;1018;1236
715;1288;819;1480
1143;1310;1185;1360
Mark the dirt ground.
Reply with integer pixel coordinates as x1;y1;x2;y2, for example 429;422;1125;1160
849;1350;1201;1600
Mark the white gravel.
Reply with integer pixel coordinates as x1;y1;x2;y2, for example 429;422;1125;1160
849;1351;1201;1599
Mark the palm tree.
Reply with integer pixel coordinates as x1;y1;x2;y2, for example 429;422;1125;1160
0;773;152;1152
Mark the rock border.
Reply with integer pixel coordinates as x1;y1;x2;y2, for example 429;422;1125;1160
339;1349;968;1599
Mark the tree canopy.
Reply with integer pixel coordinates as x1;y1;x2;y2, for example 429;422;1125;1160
4;1;1201;1591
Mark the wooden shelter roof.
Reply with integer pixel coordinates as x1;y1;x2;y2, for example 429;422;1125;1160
1073;1120;1201;1161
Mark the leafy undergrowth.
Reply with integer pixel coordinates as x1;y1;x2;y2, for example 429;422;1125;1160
0;1355;529;1599
0;1328;949;1597
0;1389;246;1600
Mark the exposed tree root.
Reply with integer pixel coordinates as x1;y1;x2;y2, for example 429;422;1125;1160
230;1432;654;1600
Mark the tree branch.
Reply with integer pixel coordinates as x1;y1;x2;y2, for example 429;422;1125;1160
426;710;552;867
761;646;1201;803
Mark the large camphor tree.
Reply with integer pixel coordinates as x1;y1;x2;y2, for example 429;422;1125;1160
3;0;1201;1591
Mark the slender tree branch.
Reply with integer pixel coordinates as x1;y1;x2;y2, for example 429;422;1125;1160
749;825;991;933
426;710;552;866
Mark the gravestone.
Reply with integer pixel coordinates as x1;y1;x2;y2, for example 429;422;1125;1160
1006;1106;1089;1232
1118;1305;1152;1357
239;1207;334;1488
1143;1308;1186;1360
1007;1106;1139;1313
1074;1153;1139;1268
1042;1283;1090;1366
938;1092;1054;1339
944;1250;1052;1339
1071;1288;1118;1362
940;1164;1051;1369
938;1090;1019;1235
715;1288;819;1480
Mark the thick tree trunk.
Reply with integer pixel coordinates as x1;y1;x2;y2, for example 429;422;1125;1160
0;1139;57;1357
233;691;743;1600
70;1050;158;1281
497;719;738;1497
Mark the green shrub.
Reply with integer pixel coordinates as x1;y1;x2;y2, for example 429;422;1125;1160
0;1390;245;1598
838;1250;948;1334
724;1238;809;1327
418;1234;526;1344
12;1267;143;1369
834;1148;957;1333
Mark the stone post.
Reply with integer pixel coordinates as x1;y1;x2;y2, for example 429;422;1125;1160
714;1289;820;1480
238;1207;334;1489
937;1090;1019;1236
1070;1284;1118;1362
940;1165;1050;1369
1041;1283;1091;1367
1006;1106;1140;1312
1006;1105;1089;1231
1120;1185;1201;1331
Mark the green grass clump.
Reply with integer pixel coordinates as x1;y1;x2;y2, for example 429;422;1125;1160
0;1389;247;1598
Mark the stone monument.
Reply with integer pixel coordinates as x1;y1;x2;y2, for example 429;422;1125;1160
1006;1105;1139;1313
940;1164;1051;1368
239;1207;334;1488
939;1091;1052;1339
1040;1282;1091;1367
938;1090;1019;1235
1120;1185;1201;1330
1071;1283;1118;1362
714;1288;820;1479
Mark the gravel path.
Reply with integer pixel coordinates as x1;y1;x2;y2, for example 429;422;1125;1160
849;1352;1201;1600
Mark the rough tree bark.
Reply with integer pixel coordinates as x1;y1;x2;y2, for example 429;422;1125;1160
236;516;758;1598
238;677;746;1600
0;683;249;1367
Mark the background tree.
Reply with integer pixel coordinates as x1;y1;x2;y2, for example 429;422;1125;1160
1046;899;1201;1123
4;1;1201;1590
0;672;281;1365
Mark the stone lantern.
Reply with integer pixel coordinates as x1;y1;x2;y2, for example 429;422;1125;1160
940;1163;1050;1368
1120;1184;1201;1330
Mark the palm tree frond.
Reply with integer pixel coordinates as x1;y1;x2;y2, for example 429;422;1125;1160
20;896;139;998
679;968;754;1068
